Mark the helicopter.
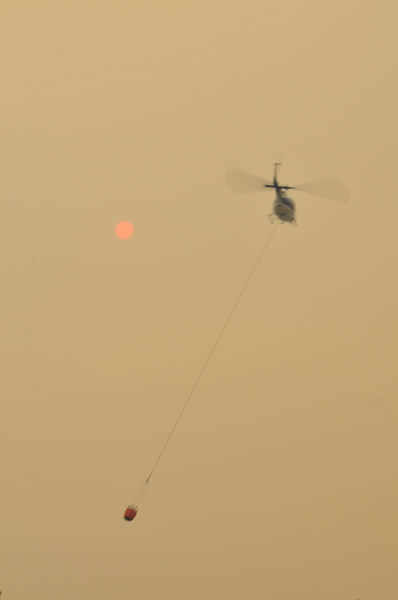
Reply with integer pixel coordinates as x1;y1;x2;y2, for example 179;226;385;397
226;162;349;225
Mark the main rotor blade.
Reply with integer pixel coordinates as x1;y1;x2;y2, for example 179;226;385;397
226;166;272;193
293;178;350;203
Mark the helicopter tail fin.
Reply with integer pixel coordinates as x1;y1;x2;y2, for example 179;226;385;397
273;162;281;186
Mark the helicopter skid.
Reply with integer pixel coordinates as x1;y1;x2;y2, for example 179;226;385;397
268;213;297;226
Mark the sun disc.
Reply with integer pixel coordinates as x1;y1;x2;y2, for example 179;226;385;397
115;221;134;240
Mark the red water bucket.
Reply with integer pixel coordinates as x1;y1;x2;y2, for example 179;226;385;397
124;505;138;521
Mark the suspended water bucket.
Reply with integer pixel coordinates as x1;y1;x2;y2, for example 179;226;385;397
124;505;138;521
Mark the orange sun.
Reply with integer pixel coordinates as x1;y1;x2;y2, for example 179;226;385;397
115;221;134;240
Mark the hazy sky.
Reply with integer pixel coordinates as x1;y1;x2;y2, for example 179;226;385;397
1;1;397;599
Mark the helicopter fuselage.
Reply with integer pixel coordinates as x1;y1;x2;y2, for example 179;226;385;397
273;190;296;223
265;164;297;224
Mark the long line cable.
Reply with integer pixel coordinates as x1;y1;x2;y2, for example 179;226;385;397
141;225;278;486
